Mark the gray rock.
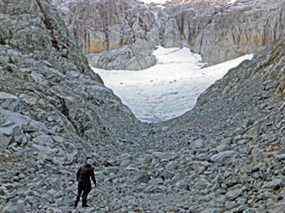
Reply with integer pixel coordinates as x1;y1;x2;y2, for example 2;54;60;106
276;154;285;161
210;151;236;162
191;138;205;149
0;187;5;196
263;179;284;190
136;173;151;184
2;200;25;213
88;41;157;70
226;188;243;201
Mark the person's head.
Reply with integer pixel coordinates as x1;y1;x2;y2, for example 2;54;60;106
85;157;93;165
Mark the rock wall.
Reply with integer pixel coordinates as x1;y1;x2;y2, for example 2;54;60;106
54;0;285;69
53;0;161;70
180;0;285;64
53;0;187;70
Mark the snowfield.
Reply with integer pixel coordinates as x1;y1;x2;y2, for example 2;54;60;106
93;47;253;123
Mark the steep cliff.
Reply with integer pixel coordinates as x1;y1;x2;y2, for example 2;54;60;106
177;0;285;64
53;0;160;70
54;0;285;69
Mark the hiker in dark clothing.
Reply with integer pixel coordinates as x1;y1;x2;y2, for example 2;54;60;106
74;158;97;208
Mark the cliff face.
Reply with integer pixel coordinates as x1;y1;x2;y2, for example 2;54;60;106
53;0;161;70
178;0;285;64
159;0;285;64
59;0;155;52
53;0;187;70
54;0;285;69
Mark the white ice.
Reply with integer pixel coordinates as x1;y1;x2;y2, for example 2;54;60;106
93;47;253;123
229;0;238;4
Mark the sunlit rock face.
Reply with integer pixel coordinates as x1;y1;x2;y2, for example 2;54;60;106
53;0;285;69
176;0;285;64
160;0;285;64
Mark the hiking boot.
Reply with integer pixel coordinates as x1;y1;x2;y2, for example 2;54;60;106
74;201;78;209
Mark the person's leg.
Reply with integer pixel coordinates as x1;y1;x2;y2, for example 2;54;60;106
82;184;92;207
74;183;83;208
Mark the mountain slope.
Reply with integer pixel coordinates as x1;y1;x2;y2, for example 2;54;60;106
0;0;142;211
150;41;285;211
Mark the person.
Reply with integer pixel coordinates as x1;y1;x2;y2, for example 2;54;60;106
74;158;97;208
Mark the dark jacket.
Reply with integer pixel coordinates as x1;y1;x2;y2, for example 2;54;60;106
76;164;96;186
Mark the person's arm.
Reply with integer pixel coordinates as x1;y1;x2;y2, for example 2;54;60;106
91;167;97;186
76;168;81;182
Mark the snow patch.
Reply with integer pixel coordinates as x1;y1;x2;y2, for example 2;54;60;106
229;0;238;4
93;47;253;123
